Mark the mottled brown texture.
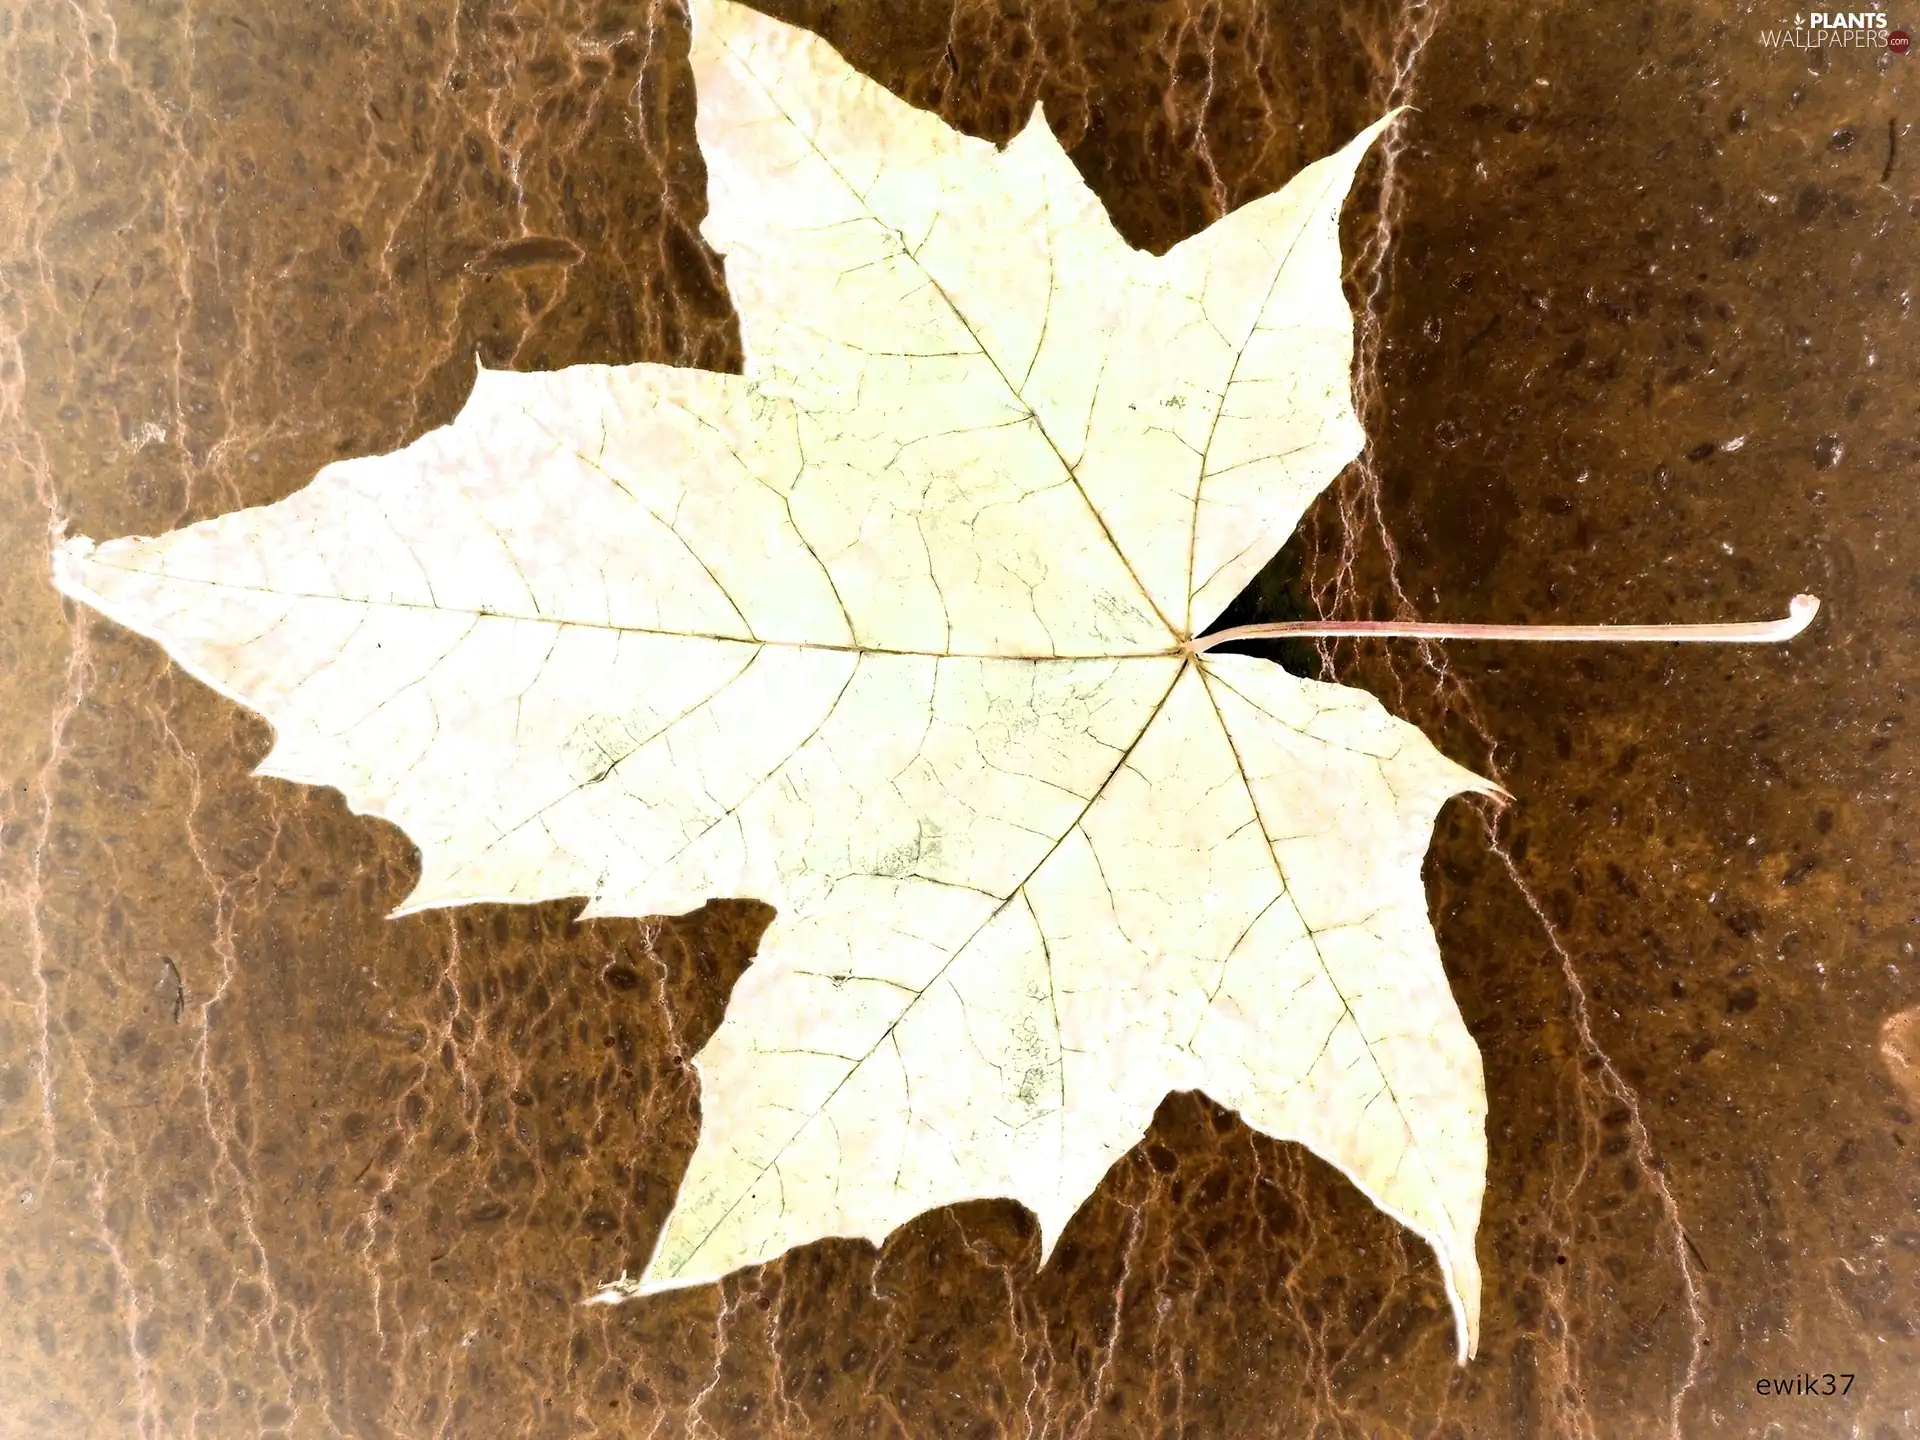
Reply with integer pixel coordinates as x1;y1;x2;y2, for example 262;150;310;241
1;1;1915;1436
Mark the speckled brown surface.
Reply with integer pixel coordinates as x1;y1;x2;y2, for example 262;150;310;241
2;2;1916;1436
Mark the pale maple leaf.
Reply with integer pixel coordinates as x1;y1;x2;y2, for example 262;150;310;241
52;0;1501;1360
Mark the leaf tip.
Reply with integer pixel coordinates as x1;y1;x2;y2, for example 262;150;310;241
1428;1233;1481;1366
48;534;98;601
1471;774;1513;805
591;1240;748;1304
1359;106;1413;149
580;1271;646;1307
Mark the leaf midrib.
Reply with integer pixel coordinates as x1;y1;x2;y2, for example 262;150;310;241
76;561;1188;663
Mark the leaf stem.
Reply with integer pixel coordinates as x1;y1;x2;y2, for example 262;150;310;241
1189;594;1819;654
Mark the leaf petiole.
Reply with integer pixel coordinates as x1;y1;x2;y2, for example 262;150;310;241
1189;594;1819;654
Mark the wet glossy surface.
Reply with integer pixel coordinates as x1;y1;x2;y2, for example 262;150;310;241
2;2;1915;1435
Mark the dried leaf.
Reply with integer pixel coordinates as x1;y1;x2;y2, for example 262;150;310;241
53;0;1495;1361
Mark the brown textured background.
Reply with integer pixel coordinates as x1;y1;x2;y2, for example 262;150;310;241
2;1;1916;1435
